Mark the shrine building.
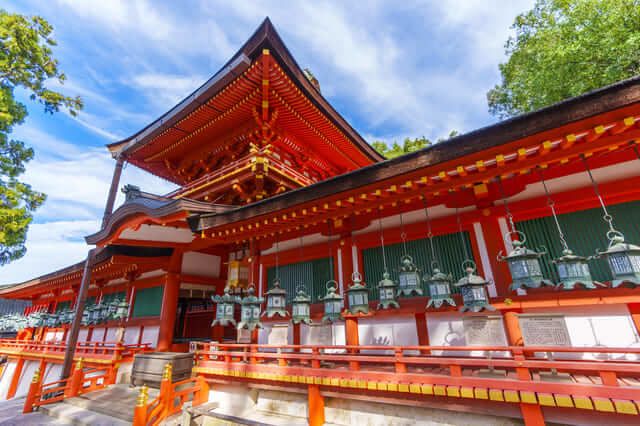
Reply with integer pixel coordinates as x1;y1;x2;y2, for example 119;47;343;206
1;18;640;426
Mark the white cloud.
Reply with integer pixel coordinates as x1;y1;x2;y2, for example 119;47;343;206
0;220;98;285
129;73;207;108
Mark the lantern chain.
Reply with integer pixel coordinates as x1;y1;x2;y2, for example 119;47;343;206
537;168;569;252
581;154;621;239
399;212;408;256
327;219;334;278
422;195;439;270
496;176;517;234
456;207;471;265
378;207;388;273
274;233;280;281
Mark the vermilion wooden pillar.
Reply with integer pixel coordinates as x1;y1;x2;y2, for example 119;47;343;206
520;403;545;426
415;312;430;354
308;384;325;426
157;272;180;352
503;309;524;346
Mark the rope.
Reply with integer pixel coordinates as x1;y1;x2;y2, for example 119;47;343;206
456;207;471;263
496;176;516;234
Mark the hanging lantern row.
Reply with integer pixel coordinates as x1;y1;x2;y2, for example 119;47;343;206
80;299;130;326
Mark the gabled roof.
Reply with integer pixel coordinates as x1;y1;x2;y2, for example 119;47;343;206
85;188;233;245
108;17;383;170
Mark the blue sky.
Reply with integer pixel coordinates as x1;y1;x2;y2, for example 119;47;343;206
1;0;534;284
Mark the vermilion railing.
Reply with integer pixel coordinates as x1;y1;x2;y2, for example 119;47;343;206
23;361;116;413
133;364;209;426
0;339;151;361
191;343;640;415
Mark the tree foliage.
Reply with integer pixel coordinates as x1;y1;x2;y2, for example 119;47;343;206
0;10;82;265
372;131;459;159
488;0;640;118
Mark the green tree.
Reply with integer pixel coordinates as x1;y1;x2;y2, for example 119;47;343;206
488;0;640;118
372;131;459;159
0;10;82;265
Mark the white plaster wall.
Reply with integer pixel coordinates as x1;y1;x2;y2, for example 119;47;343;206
358;315;419;355
182;252;221;278
91;327;105;342
43;363;62;384
426;313;509;357
298;322;346;353
0;360;17;400
44;331;56;342
78;328;89;343
15;360;39;398
54;331;64;342
523;304;640;360
123;326;141;345
105;327;118;342
141;326;160;347
258;323;292;352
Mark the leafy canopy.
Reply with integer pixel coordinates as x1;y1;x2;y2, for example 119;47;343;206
372;131;459;159
488;0;640;118
0;10;82;265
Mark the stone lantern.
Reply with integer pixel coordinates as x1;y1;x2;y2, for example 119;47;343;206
211;287;239;327
263;279;289;318
376;272;399;310
346;272;369;315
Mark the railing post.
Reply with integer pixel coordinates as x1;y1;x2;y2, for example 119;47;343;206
311;348;321;369
277;348;287;367
394;347;407;374
160;363;173;418
513;348;531;381
193;376;210;406
22;368;42;414
67;358;84;397
132;385;149;426
108;362;120;385
308;384;325;426
250;344;258;365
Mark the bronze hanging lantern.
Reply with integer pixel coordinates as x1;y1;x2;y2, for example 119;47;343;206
424;265;455;308
375;211;399;310
211;287;239;327
537;167;601;290
422;195;455;309
321;280;343;323
580;155;640;287
498;235;553;291
496;177;553;291
598;232;640;287
455;261;495;312
453;208;494;312
263;278;289;318
397;255;424;297
238;285;264;331
346;272;369;315
291;285;312;325
553;249;601;289
377;272;400;310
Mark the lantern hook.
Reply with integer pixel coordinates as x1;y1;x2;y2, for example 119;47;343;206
326;280;338;292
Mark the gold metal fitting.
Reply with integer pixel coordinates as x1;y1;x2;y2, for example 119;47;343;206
31;369;41;384
136;385;149;407
162;363;173;380
75;357;84;369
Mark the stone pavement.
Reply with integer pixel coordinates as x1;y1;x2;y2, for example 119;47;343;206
0;397;69;425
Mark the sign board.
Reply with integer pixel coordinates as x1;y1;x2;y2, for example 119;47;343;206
519;314;571;346
462;316;508;346
307;323;333;346
267;324;290;345
237;328;251;343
